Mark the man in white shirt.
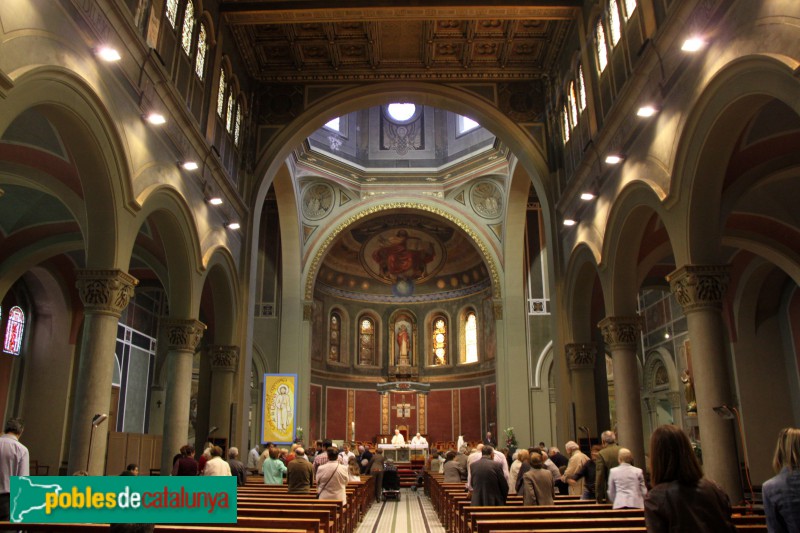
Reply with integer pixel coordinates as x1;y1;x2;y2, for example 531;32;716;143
391;429;405;445
247;444;261;470
410;433;428;446
203;446;232;476
338;442;356;464
0;419;29;521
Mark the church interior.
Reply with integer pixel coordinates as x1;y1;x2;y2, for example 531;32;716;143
0;0;799;509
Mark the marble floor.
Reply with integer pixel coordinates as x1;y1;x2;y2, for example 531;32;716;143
355;488;446;533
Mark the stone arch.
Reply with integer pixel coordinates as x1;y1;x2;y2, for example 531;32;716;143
563;244;602;342
201;248;240;344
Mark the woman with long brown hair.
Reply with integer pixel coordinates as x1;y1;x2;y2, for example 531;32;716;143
644;425;735;532
762;427;800;532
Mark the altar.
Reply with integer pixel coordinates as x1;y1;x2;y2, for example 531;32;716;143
378;443;428;462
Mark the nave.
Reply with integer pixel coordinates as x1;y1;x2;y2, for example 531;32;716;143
356;488;445;533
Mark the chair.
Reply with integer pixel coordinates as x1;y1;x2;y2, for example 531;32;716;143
382;469;401;501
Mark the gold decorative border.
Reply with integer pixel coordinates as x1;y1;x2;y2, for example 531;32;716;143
304;202;501;300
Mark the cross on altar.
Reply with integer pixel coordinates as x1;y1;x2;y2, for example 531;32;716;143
394;402;415;418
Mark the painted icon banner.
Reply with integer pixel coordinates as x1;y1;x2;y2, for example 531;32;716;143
261;373;297;445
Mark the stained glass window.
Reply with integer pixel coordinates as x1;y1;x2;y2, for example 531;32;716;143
217;69;226;117
181;0;195;56
562;106;571;143
165;0;178;28
623;0;637;20
3;306;25;356
596;18;608;72
195;23;207;79
577;65;587;111
234;106;242;146
329;313;341;362
608;0;622;47
465;312;478;364
226;92;235;133
359;317;375;365
568;82;578;128
432;317;447;365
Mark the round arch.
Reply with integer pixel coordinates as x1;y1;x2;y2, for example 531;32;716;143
563;244;602;342
201;248;240;344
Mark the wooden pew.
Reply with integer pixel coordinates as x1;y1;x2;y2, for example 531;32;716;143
475;516;646;533
0;524;306;533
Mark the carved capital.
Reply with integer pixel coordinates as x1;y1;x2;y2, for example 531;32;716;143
667;265;730;313
163;319;206;352
598;316;641;350
210;345;239;372
565;343;596;370
75;269;138;317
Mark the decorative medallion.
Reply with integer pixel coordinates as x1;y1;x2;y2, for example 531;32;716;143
302;183;334;220
471;181;503;219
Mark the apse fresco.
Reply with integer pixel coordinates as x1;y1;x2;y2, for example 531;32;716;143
363;228;444;295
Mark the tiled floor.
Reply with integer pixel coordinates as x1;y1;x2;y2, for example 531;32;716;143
356;488;446;533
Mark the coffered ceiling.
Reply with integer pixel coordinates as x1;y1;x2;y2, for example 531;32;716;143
221;2;579;82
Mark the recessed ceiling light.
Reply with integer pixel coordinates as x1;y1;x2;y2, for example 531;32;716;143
181;161;199;171
563;218;577;226
681;37;706;52
96;46;121;62
605;154;623;164
580;192;596;201
208;197;223;206
144;112;166;125
636;105;658;117
226;222;241;230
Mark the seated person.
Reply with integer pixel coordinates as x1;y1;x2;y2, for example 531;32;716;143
410;432;428;446
391;429;406;445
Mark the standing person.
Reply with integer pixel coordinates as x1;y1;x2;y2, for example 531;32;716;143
247;444;261;471
483;431;495;446
561;441;589;496
203;446;232;476
338;442;356;465
569;444;600;500
762;427;800;533
391;429;405;445
607;448;646;509
508;449;528;496
522;454;555;506
227;447;248;486
262;446;287;485
0;419;29;522
172;445;198;476
359;444;373;475
443;451;466;483
313;439;333;473
120;464;139;476
455;445;469;481
368;448;386;501
595;430;621;503
469;446;508;506
347;457;361;482
316;448;349;504
644;425;735;533
287;447;314;494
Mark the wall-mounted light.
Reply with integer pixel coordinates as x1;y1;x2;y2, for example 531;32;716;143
180;161;199;171
664;328;671;339
226;221;241;230
207;196;223;206
95;46;121;62
605;154;624;165
681;37;706;53
144;112;166;125
563;218;577;227
636;105;659;118
580;191;596;201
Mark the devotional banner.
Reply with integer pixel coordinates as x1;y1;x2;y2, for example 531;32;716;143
261;373;297;445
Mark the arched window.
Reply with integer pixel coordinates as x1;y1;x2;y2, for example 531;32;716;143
432;316;447;365
234;104;243;146
595;18;608;72
358;317;375;365
180;0;195;56
165;0;179;29
568;81;578;128
464;312;478;364
194;23;208;79
577;65;587;111
216;68;226;118
608;0;622;47
562;105;571;143
226;90;235;133
329;312;341;362
622;0;637;20
3;306;25;356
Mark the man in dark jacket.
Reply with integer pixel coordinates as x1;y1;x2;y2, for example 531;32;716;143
470;446;508;506
596;430;621;503
368;448;385;501
227;448;247;486
287;447;314;493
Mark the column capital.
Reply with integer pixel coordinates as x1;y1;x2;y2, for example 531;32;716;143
598;316;641;350
163;319;206;351
565;343;596;370
210;345;239;372
667;264;730;313
75;269;138;317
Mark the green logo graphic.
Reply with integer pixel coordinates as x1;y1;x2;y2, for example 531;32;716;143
11;476;236;523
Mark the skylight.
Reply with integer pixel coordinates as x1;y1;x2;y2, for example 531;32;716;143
387;103;416;122
324;117;341;132
457;115;480;135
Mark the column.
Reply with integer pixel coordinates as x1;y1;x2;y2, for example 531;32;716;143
668;265;742;501
598;316;645;469
208;345;240;446
160;318;206;475
565;343;598;439
668;391;684;430
68;269;138;474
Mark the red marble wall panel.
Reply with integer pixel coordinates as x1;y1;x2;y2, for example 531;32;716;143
326;387;348;440
310;384;322;443
354;389;381;442
427;390;453;443
459;386;482;443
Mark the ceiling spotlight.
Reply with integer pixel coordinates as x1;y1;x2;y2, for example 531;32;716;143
181;161;199;171
207;196;223;206
226;221;241;230
580;192;596;201
605;154;624;164
636;105;658;118
95;46;121;62
144;112;166;125
681;37;706;52
563;218;577;227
